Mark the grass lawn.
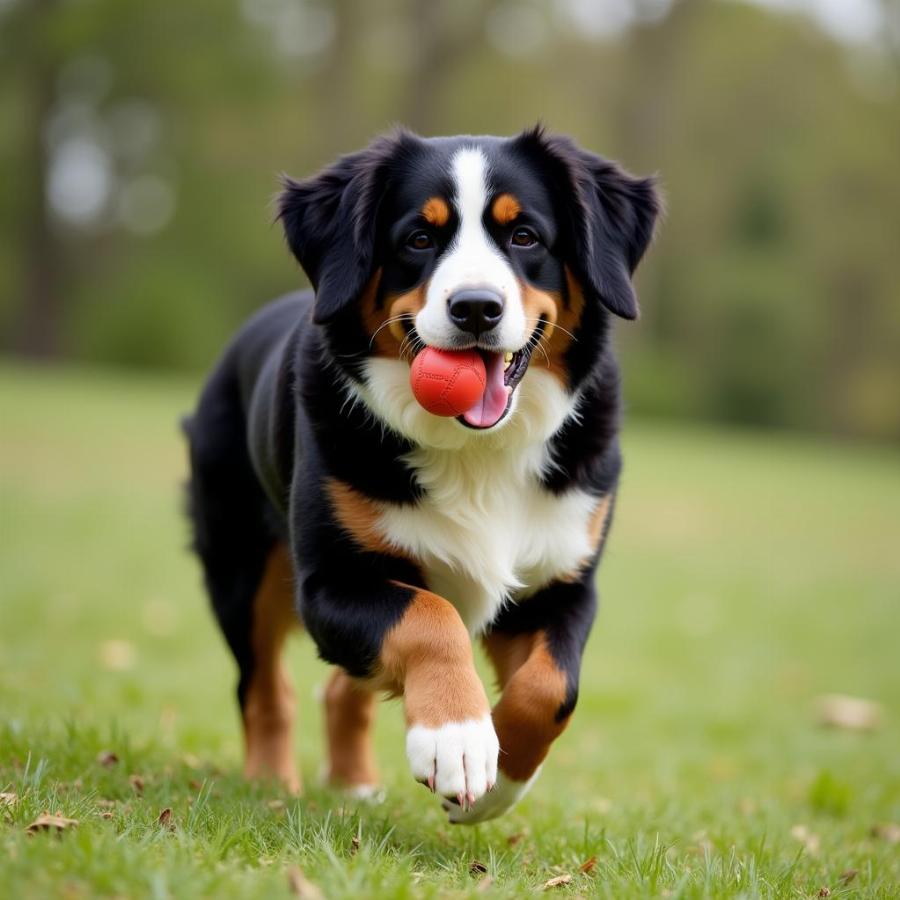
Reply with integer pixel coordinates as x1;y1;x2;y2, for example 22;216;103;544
1;361;898;899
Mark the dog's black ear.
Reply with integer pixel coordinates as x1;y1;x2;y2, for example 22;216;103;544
278;130;416;324
513;127;661;320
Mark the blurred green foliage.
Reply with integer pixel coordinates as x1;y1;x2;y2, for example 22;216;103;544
1;0;898;437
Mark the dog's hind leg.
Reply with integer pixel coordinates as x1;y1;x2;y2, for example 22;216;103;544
323;669;379;796
185;376;300;793
241;542;299;792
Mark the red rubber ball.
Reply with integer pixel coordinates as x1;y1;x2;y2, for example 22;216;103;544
410;347;487;417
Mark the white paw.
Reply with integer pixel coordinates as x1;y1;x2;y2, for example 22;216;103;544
406;715;499;804
443;768;540;824
343;783;385;804
317;765;385;803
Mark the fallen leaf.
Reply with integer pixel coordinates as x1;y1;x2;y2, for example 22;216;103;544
100;811;114;820
817;694;882;731
579;856;597;874
839;869;858;885
870;822;900;843
469;860;488;875
99;639;136;671
286;865;323;899
157;807;173;828
350;835;360;855
817;888;830;898
0;792;18;807
543;874;573;889
26;813;79;835
507;832;525;846
129;774;145;795
96;750;119;767
790;824;820;855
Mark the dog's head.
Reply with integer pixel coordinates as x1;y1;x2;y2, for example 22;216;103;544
279;127;660;445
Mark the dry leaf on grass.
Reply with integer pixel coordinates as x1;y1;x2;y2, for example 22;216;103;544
507;832;525;846
26;812;79;835
286;865;323;899
129;774;145;795
870;822;900;843
96;750;119;767
99;639;136;671
350;834;360;855
790;824;820;855
816;694;882;731
0;792;18;807
469;860;488;875
817;888;831;898
157;807;174;829
543;874;573;889
579;856;597;874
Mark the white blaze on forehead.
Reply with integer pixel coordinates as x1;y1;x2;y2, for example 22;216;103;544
414;147;526;350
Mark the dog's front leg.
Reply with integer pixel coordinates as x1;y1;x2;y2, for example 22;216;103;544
301;576;498;808
446;578;597;824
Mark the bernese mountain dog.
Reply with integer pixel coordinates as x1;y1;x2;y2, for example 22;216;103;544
184;126;660;823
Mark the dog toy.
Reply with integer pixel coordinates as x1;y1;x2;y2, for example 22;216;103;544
410;347;486;417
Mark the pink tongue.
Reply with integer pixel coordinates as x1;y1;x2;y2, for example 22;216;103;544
462;352;510;428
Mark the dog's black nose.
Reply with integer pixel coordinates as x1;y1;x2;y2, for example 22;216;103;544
447;288;504;336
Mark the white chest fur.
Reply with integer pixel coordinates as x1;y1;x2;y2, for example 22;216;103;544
379;450;597;632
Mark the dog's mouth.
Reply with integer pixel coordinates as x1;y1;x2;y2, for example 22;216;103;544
411;321;544;431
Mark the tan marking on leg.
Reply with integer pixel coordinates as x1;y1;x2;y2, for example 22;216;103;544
324;669;379;789
483;631;570;782
243;542;301;793
482;630;537;689
376;588;489;727
491;192;522;226
326;478;400;557
421;196;450;227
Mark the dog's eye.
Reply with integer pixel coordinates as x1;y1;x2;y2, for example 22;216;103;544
511;227;538;248
406;231;434;251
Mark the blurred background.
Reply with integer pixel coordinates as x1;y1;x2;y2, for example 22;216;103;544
1;0;899;439
2;6;900;893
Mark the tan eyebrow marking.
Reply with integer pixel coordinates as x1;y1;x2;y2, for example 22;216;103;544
421;196;450;227
491;193;522;226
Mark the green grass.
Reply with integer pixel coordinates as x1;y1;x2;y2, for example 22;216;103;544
1;361;898;899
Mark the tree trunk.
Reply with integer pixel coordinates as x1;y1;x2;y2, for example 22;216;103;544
13;0;65;359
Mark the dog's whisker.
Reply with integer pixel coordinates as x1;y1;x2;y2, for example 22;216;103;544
369;313;413;349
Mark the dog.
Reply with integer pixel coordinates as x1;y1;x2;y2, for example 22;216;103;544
184;126;659;823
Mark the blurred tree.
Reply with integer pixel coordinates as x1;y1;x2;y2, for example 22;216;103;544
0;0;897;438
7;0;66;357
